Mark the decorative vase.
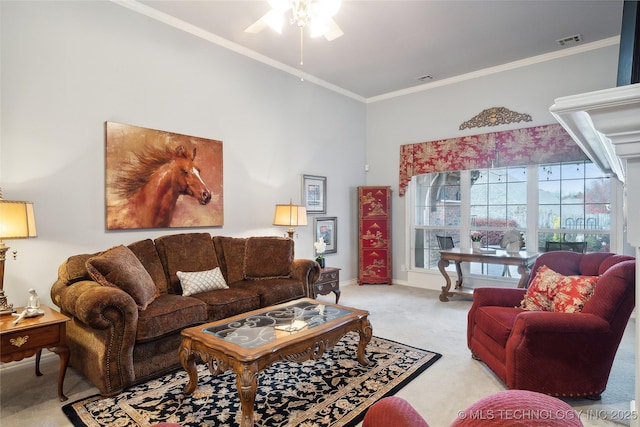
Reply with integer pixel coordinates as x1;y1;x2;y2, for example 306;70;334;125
471;241;481;251
316;257;325;268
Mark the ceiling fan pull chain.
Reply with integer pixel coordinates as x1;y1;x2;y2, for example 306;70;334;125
300;26;304;65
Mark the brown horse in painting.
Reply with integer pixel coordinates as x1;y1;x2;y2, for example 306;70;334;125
113;144;211;228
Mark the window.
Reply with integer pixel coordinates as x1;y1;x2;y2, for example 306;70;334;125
470;166;528;247
410;160;613;278
538;161;611;253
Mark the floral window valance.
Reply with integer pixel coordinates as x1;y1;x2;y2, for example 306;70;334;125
398;123;588;196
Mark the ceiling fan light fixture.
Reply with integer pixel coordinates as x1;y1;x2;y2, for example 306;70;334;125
268;0;291;12
309;15;330;38
264;9;285;33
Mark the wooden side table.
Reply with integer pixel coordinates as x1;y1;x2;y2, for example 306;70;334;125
0;304;70;401
314;267;341;303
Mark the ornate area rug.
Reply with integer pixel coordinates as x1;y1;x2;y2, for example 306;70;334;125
62;333;441;427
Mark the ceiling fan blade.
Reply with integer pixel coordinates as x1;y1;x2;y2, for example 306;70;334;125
245;9;286;34
323;18;343;41
244;14;268;33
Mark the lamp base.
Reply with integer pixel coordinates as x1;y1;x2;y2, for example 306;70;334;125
0;290;15;315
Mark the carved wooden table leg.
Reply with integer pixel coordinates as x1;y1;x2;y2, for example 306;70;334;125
356;318;373;366
454;261;464;289
50;345;69;401
180;339;198;395
35;349;43;377
517;264;531;288
236;362;259;427
438;258;452;302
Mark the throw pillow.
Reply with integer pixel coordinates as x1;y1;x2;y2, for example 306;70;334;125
551;275;599;313
177;267;229;297
519;265;559;311
86;245;159;311
520;265;599;313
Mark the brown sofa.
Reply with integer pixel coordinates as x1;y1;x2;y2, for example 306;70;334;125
51;233;320;396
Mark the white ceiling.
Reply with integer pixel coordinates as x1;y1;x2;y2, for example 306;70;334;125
129;1;624;101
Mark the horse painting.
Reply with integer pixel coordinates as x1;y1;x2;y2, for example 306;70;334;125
106;122;223;230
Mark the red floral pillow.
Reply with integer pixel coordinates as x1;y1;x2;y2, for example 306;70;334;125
551;275;599;313
520;265;599;313
519;265;559;311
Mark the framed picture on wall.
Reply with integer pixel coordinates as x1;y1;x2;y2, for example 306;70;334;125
302;174;326;214
314;216;337;254
105;122;223;230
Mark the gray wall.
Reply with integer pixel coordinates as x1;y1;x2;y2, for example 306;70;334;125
0;1;366;307
365;45;621;285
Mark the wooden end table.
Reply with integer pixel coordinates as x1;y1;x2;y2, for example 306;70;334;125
179;298;372;427
0;304;70;401
314;267;341;303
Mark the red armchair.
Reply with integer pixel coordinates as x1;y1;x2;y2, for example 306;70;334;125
467;251;635;398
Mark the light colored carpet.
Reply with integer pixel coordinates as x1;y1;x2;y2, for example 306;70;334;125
0;282;635;426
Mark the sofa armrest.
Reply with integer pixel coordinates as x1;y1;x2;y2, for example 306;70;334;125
473;287;526;308
467;287;527;348
51;279;139;395
291;259;321;298
512;311;609;335
506;311;612;392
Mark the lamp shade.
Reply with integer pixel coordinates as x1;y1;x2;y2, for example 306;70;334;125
273;203;307;227
0;200;37;239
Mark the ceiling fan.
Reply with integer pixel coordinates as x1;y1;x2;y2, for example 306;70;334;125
245;0;344;64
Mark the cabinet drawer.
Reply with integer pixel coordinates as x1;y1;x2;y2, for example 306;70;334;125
318;272;338;283
1;324;61;354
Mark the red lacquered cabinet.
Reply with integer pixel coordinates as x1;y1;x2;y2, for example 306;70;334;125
358;186;391;285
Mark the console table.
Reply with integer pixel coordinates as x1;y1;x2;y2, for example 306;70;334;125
438;248;538;302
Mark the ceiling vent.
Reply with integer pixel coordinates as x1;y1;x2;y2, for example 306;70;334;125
556;34;583;46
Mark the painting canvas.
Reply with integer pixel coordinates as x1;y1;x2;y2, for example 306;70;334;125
105;122;223;230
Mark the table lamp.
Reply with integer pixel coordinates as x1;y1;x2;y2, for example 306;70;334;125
273;199;307;238
0;194;38;314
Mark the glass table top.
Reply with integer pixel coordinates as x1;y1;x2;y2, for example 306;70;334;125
202;301;352;348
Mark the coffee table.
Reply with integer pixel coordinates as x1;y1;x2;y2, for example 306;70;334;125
179;298;372;427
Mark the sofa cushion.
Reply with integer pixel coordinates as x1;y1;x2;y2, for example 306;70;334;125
127;238;169;295
177;267;229;296
230;278;305;307
154;233;220;295
136;294;207;343
473;306;522;348
58;253;96;284
244;237;293;279
213;236;247;284
190;287;261;322
86;245;159;311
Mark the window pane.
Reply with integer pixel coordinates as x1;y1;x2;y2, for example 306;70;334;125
539;204;560;228
585;177;610;203
561;180;584;204
561;162;585;179
507;182;527;204
539;180;560;204
507;205;527;228
562;205;585;228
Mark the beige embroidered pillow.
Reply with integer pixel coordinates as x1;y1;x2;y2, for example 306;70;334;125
177;267;229;296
